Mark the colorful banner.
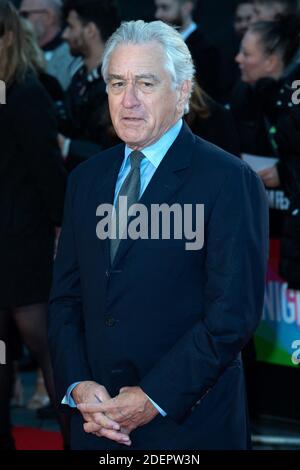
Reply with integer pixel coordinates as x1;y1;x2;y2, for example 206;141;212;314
255;240;300;367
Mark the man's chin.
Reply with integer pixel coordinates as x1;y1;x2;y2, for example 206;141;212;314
120;133;143;148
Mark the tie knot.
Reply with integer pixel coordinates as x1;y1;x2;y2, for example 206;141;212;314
130;150;145;169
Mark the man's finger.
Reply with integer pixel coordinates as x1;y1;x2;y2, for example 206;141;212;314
97;428;132;446
91;412;121;431
78;400;124;419
77;402;105;413
81;412;94;423
83;420;126;437
84;421;102;433
84;422;131;445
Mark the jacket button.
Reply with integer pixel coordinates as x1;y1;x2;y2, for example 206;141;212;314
105;317;116;327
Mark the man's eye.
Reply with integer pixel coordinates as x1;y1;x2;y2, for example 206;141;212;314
111;82;125;88
141;82;154;88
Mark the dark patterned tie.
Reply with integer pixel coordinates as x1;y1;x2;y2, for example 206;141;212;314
110;151;145;263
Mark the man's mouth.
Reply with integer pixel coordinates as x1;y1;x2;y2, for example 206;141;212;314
122;117;144;121
121;117;145;126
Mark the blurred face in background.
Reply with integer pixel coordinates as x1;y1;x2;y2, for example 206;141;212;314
155;0;184;28
234;2;255;37
19;0;53;46
252;1;285;21
62;10;88;57
235;30;283;84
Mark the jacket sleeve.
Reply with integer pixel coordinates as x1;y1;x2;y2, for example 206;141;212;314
140;163;269;423
48;173;93;402
13;81;66;226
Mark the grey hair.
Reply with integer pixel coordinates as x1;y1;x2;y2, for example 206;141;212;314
101;20;195;113
44;0;62;20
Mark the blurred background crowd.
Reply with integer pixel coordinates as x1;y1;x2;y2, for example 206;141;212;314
1;0;300;451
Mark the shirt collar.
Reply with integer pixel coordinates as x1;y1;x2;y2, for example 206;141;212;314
181;22;197;41
76;63;102;82
124;119;183;169
87;64;102;82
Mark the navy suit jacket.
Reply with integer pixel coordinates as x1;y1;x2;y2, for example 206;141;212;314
48;123;269;450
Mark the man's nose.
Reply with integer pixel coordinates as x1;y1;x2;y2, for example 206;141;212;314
235;52;242;64
121;83;140;108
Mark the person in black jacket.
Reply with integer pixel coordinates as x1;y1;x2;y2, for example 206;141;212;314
154;0;221;100
0;1;66;449
231;15;300;237
58;0;120;172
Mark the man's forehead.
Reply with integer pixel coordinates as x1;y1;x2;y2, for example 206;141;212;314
109;43;165;63
108;44;170;80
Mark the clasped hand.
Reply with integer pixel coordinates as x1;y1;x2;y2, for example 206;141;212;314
72;381;159;446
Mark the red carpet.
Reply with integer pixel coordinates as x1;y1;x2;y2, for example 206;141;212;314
12;427;63;450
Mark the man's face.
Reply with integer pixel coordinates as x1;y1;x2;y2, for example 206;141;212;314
19;0;50;42
62;10;88;57
155;0;184;28
107;42;189;149
252;1;285;21
234;3;255;37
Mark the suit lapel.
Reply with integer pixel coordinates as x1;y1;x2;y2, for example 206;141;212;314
112;123;196;267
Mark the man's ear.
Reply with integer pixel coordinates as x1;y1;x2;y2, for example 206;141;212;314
85;21;99;40
177;80;192;113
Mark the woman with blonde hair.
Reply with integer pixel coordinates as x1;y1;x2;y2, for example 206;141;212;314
21;16;65;104
0;0;66;449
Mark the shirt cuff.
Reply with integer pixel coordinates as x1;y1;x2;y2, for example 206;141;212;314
61;382;81;407
146;394;167;417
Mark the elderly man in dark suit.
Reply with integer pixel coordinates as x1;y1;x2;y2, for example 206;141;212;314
48;19;269;450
